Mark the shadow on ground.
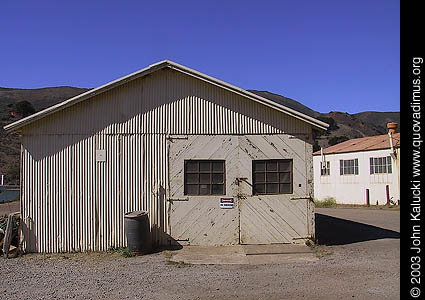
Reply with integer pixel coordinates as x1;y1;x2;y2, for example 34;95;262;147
315;213;400;246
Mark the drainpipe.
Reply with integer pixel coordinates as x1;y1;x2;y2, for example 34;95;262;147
387;122;398;159
387;122;399;204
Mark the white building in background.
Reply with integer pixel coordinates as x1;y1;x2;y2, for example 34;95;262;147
313;123;400;205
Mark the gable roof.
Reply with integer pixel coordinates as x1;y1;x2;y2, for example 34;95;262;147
4;60;328;133
313;132;400;156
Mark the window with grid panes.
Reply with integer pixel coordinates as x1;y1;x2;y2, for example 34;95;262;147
339;159;359;175
369;156;392;174
252;160;293;195
320;161;330;176
184;160;225;195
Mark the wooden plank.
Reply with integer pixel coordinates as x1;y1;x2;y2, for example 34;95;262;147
3;212;19;258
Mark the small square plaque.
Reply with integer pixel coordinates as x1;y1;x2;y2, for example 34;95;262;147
96;149;106;162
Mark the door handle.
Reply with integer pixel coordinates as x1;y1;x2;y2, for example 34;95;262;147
234;177;250;186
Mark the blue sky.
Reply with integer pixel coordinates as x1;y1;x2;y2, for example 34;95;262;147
0;0;399;113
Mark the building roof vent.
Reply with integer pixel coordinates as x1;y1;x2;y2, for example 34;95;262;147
387;122;398;134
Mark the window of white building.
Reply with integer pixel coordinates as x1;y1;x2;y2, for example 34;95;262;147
340;159;359;175
369;156;392;174
320;161;330;176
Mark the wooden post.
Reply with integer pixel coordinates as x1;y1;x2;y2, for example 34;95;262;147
366;189;370;206
386;185;390;205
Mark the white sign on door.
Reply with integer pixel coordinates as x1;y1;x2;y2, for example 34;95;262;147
220;197;234;209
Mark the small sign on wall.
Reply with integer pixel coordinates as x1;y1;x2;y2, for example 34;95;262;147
220;197;234;209
96;150;106;162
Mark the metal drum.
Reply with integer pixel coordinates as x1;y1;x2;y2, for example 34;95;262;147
124;210;151;254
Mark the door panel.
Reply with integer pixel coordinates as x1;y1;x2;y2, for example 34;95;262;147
238;135;310;244
168;135;240;245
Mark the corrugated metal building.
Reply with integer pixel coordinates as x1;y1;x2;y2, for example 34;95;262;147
5;60;328;253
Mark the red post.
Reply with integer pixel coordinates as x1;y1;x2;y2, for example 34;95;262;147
386;185;390;205
366;189;370;206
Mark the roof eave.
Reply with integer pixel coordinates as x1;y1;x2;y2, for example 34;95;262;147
313;146;399;156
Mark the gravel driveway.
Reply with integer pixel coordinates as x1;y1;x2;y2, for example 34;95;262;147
1;207;400;300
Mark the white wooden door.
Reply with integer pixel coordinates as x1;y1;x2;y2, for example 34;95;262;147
167;135;240;245
167;134;313;246
238;135;312;244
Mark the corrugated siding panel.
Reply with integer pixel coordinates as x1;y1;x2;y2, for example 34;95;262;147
21;134;168;253
23;69;311;136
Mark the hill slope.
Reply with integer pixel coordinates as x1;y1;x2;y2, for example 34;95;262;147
0;87;89;184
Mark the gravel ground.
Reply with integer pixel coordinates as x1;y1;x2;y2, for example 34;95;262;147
1;207;400;300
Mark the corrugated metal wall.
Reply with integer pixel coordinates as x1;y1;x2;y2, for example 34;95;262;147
20;68;313;253
24;69;311;136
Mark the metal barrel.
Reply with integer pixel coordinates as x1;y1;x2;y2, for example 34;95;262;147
124;210;152;254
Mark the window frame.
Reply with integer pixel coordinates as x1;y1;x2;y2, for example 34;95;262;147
339;158;359;175
184;160;226;196
320;161;331;176
370;156;392;174
252;159;293;195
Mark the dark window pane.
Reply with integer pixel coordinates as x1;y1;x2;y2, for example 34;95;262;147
266;183;278;193
266;161;278;171
184;160;225;195
212;173;223;184
199;173;210;184
254;184;265;194
266;172;278;182
186;161;198;172
253;160;293;195
186;184;198;195
279;161;290;172
254;172;265;183
279;184;291;193
199;184;210;195
279;172;291;183
254;162;265;172
212;161;223;172
199;161;211;172
186;173;198;184
212;184;224;194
